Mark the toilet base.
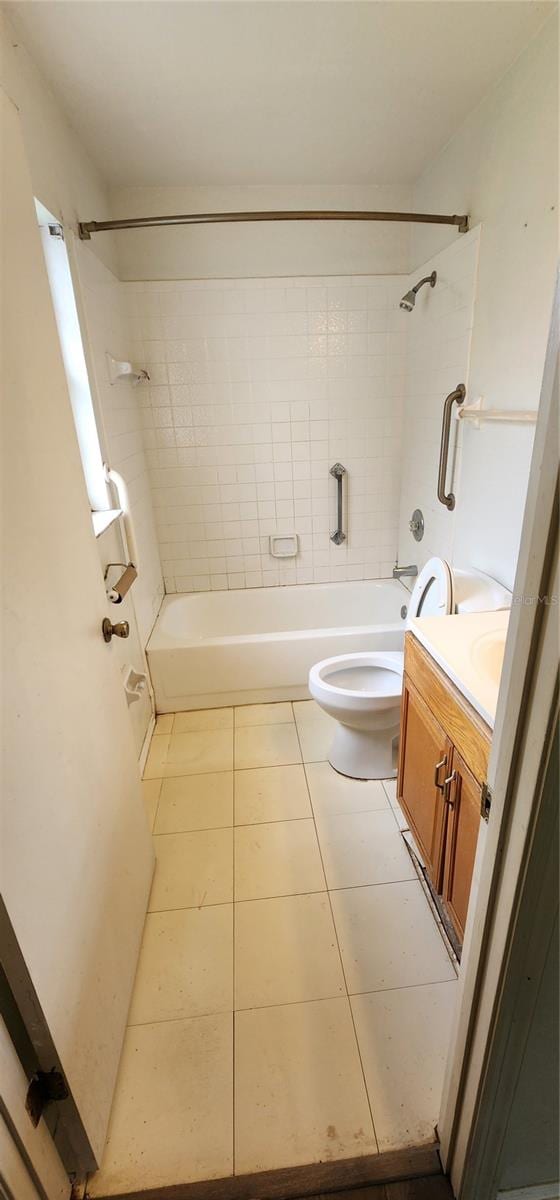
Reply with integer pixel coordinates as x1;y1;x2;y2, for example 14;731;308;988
328;722;399;780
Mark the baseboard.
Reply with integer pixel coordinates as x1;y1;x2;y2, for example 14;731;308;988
89;1144;442;1200
138;711;155;777
498;1184;560;1200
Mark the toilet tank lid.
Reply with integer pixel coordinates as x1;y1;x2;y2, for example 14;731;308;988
453;567;512;613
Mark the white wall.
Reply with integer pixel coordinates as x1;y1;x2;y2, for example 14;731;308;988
111;184;411;280
0;9;116;273
75;243;164;641
126;274;407;592
397;228;480;576
410;14;558;590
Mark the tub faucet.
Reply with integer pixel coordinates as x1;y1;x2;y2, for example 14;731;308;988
393;563;418;580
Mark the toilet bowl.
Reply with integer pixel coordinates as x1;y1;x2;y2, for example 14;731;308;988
309;651;403;779
308;557;512;780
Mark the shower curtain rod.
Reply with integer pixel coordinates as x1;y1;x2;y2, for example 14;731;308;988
78;209;469;240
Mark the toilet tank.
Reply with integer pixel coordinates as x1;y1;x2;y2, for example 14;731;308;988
453;567;512;614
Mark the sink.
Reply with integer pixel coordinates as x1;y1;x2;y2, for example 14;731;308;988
471;627;507;684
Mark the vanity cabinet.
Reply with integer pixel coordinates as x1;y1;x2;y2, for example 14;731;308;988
441;751;481;939
397;632;492;944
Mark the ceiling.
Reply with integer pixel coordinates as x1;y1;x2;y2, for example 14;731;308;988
7;1;553;189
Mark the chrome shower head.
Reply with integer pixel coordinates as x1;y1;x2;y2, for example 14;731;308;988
399;290;416;312
399;270;437;312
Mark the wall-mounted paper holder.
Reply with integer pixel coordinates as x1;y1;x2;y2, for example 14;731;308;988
122;665;147;706
106;352;150;386
104;561;138;603
269;534;299;559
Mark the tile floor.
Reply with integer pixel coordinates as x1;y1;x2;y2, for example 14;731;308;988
90;700;458;1197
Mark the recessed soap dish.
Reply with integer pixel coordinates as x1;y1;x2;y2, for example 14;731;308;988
269;534;299;559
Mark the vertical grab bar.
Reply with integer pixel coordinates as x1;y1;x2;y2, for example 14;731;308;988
437;384;466;510
104;464;140;567
330;462;346;544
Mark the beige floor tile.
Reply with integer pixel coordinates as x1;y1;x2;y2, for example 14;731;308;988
235;819;325;901
154;772;233;834
129;904;233;1024
173;707;233;733
154;713;174;734
235;765;311;825
88;1014;233;1195
330;881;457;995
141;779;162;832
234;723;302;770
297;719;336;763
235;893;345;1010
351;981;457;1150
382;779;397;803
163;729;233;777
235;702;294;726
293;699;332;724
382;780;410;831
235;997;377;1173
389;796;410;833
316;810;417;890
143;733;170;779
149;829;233;911
306;762;390;819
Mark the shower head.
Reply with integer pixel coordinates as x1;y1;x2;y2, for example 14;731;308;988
399;270;437;312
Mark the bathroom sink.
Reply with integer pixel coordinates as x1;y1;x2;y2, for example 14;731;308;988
409;609;510;727
471;627;507;685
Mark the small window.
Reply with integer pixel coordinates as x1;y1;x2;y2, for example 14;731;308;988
35;199;109;514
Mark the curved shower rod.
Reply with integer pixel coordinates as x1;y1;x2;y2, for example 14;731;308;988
78;209;469;240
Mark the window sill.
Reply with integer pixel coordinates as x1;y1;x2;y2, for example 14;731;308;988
91;508;122;538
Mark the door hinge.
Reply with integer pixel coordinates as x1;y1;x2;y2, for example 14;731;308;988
48;222;64;240
480;781;492;822
25;1068;68;1127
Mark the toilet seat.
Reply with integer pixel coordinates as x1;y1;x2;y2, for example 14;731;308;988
407;556;453;625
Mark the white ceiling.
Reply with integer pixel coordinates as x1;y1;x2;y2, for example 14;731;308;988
7;1;553;189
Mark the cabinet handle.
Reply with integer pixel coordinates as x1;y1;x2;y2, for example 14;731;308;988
434;757;447;791
444;770;457;807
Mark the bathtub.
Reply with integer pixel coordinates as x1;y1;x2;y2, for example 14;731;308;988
147;578;408;713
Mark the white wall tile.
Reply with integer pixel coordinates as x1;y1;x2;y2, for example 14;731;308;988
127;275;404;592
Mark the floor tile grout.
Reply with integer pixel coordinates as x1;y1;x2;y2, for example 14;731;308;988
136;704;458;1183
294;708;381;1155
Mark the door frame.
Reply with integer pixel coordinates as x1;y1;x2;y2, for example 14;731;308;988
438;273;559;1196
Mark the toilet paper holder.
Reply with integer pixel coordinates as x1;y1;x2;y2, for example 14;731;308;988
104;561;138;603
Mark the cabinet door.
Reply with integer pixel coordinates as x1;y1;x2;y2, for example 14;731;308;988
442;750;481;940
397;676;452;889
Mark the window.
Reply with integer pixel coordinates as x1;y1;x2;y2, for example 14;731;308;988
35;199;109;515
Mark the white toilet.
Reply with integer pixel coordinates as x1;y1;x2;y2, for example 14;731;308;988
308;557;511;780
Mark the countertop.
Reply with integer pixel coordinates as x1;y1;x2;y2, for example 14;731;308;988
409;609;510;729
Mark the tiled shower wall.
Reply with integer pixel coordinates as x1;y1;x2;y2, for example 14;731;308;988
125;277;408;592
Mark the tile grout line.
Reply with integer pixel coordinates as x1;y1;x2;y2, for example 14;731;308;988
150;777;164;834
126;973;458;1031
292;703;380;1156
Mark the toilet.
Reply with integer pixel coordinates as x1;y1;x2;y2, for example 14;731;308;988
308;557;512;780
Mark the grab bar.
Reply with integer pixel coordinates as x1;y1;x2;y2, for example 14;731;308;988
104;464;139;567
330;462;346;544
437;384;465;510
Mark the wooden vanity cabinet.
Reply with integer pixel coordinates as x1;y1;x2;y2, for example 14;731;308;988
398;678;451;889
442;751;482;940
398;632;492;945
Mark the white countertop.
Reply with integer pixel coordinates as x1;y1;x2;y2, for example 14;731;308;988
410;609;510;729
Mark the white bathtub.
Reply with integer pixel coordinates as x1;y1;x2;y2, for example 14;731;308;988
147;579;408;713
